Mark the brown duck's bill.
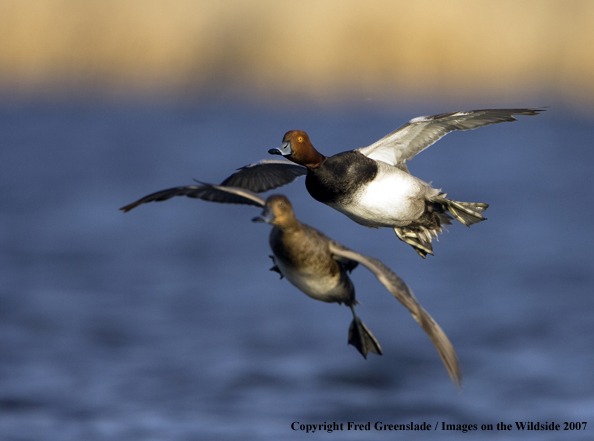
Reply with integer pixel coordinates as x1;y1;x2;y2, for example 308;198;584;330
252;206;275;224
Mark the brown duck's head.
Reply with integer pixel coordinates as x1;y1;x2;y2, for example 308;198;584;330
268;130;324;168
251;194;298;228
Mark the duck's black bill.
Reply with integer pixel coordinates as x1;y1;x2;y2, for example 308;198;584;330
269;140;292;156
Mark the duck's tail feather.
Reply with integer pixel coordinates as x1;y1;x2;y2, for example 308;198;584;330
433;195;488;227
348;308;382;359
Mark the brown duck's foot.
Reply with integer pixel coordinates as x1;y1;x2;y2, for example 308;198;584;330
268;255;283;279
348;315;382;359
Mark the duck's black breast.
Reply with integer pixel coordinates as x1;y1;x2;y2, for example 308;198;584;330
305;150;378;205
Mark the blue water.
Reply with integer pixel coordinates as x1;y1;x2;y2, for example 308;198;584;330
1;99;593;440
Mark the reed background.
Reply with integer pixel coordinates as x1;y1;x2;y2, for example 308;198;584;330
1;0;593;110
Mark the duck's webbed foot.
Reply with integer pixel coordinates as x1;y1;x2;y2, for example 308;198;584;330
394;227;434;258
268;255;283;279
348;314;382;359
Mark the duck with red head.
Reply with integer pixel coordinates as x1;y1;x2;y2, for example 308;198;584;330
244;109;544;257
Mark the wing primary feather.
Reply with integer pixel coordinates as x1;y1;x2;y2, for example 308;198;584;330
358;108;545;166
120;182;265;212
219;159;307;193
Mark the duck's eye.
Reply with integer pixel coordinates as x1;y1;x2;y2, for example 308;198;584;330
297;136;303;142
278;201;284;207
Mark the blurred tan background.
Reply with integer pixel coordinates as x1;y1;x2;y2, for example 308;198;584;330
1;0;592;108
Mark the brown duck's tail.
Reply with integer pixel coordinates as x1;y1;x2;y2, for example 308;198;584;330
348;307;382;359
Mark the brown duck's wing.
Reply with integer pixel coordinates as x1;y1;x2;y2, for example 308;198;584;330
220;159;307;193
357;108;544;167
328;241;462;388
120;183;265;212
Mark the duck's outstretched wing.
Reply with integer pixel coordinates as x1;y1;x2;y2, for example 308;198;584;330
120;183;265;212
328;241;462;388
357;108;545;167
220;159;307;193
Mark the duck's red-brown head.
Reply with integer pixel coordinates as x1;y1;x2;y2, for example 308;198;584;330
268;130;325;168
